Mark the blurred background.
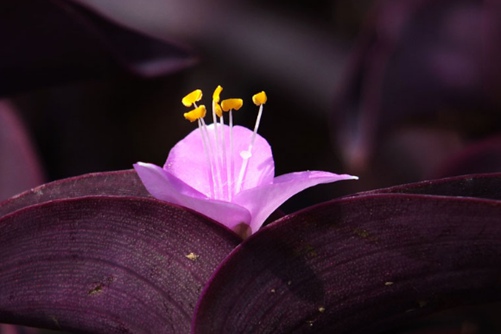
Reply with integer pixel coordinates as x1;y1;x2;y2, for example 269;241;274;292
1;0;500;332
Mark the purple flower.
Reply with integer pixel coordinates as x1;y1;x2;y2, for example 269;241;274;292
134;87;357;237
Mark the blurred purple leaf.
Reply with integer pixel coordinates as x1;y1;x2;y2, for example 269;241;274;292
0;102;44;201
434;136;501;178
0;196;240;333
193;179;501;332
0;0;195;96
333;0;501;172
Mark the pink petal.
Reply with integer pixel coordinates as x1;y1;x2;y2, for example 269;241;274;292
233;171;358;234
134;162;252;233
164;125;274;198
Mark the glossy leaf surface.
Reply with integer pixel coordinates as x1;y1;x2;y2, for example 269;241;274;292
194;192;501;333
0;170;146;217
0;197;240;333
363;172;501;200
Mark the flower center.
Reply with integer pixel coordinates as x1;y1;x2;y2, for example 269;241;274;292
182;86;267;201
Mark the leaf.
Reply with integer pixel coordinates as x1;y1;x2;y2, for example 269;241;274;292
361;172;501;201
0;170;147;218
193;194;501;333
0;0;195;96
0;196;240;333
332;0;501;170
434;136;501;178
0;102;44;201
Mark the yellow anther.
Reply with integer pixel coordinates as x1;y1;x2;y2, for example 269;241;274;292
252;91;267;105
183;105;206;122
214;102;223;117
213;85;223;103
221;98;243;112
182;89;203;107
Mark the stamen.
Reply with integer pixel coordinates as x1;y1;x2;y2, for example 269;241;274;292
182;89;203;107
252;91;267;106
181;87;268;199
210;90;224;199
249;91;267;148
212;85;226;199
228;109;234;198
221;98;243;199
183;105;207;122
182;89;227;199
248;91;267;154
214;102;223;118
197;118;215;197
221;98;243;111
213;85;223;103
181;93;213;197
218;110;229;200
235;91;267;193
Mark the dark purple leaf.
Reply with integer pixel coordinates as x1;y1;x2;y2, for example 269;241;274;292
193;194;501;333
332;0;501;171
360;172;501;201
0;102;44;201
0;196;240;333
0;0;195;96
0;170;147;218
434;136;501;178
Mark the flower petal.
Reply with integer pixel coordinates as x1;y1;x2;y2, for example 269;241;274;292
164;125;274;198
233;171;358;233
134;162;252;233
